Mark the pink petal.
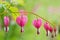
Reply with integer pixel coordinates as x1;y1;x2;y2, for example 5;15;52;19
4;16;9;27
33;18;42;29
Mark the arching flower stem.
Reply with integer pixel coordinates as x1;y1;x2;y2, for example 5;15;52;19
12;11;55;27
29;12;55;27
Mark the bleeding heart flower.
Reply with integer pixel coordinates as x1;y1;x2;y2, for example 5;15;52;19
44;22;50;36
4;16;10;32
32;18;42;35
16;15;28;32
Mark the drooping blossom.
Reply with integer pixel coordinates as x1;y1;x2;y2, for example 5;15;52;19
16;15;28;32
44;22;50;36
32;18;42;35
4;16;10;32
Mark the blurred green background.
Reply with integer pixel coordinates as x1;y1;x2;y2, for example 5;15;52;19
0;0;60;40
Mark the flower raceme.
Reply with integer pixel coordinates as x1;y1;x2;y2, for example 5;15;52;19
19;9;56;36
3;10;56;37
44;22;57;38
44;22;54;37
32;18;42;35
3;9;56;37
4;16;10;32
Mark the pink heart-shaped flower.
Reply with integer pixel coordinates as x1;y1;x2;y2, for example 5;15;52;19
16;15;28;27
33;18;42;29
